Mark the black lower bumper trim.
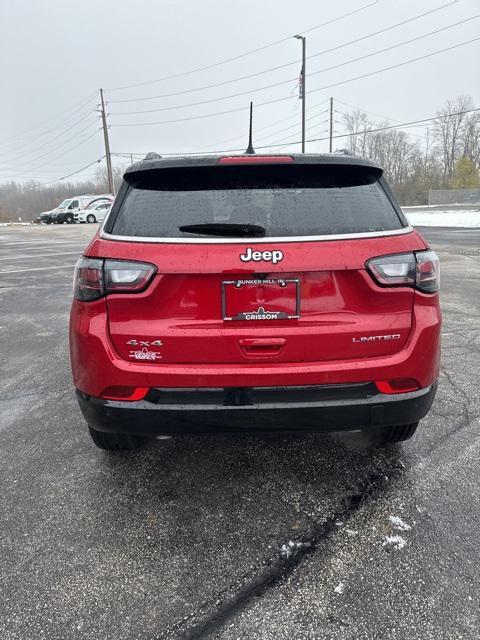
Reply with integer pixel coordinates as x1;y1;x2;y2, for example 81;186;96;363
76;383;437;436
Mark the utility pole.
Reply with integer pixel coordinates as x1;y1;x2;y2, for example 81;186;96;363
294;35;306;153
329;97;334;153
99;88;114;195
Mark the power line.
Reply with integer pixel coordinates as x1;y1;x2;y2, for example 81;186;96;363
0;92;98;149
32;157;105;186
7;129;101;173
0;118;99;165
0;109;97;158
266;120;328;149
121;107;480;156
335;99;404;123
201;99;330;149
334;100;428;140
6;13;466;166
306;36;480;101
257;115;329;144
255;109;329;143
105;1;379;92
109;1;456;106
109;18;479;118
111;37;480;128
300;108;480;148
2;123;100;171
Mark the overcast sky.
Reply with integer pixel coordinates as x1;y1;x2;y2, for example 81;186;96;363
1;0;479;183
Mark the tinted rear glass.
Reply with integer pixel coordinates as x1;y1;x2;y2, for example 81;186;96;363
108;165;404;238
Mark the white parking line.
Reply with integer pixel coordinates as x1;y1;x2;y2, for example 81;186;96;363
0;251;82;261
0;264;76;274
0;240;88;246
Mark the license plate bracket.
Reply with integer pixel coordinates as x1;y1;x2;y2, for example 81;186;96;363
221;278;300;321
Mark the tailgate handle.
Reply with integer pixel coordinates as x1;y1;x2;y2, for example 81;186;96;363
239;338;286;348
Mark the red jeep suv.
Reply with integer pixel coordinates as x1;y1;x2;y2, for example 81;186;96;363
69;153;440;450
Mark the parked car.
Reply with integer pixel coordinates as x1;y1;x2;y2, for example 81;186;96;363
38;209;55;224
74;201;111;224
51;195;113;224
70;153;441;451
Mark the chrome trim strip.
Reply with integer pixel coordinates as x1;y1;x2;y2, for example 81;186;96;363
99;226;414;244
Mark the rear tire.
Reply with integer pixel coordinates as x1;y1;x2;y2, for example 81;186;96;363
88;426;149;451
371;422;419;447
86;214;96;223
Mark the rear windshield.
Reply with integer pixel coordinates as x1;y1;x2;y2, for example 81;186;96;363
107;165;404;238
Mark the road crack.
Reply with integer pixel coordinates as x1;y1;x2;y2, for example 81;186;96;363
153;458;402;640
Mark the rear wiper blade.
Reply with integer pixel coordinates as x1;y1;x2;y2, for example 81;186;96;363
178;223;265;237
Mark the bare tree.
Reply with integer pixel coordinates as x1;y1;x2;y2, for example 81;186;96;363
342;110;372;156
93;164;127;194
462;110;480;168
433;95;474;183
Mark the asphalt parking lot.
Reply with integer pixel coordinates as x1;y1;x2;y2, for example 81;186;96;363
1;223;479;640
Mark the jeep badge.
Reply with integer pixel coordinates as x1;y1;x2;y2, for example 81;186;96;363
239;248;284;264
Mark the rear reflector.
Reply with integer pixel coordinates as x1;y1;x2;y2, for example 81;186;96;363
218;156;294;165
375;379;420;394
101;386;149;401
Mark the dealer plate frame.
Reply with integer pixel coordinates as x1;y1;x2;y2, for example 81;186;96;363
221;278;301;321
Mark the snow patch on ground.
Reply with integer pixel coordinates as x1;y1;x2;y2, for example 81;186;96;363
0;222;31;226
280;540;311;560
334;582;345;594
403;208;480;228
388;515;412;531
382;535;407;550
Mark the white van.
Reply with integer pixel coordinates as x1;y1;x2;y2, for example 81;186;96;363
51;194;113;224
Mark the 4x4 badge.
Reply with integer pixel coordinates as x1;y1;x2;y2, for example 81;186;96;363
126;339;163;347
240;248;283;264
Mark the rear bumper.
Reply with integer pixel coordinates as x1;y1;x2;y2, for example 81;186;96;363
70;297;441;396
76;382;437;435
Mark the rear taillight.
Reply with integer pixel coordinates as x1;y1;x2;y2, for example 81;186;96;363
103;260;156;293
73;257;156;301
366;250;439;293
415;250;440;293
73;257;104;301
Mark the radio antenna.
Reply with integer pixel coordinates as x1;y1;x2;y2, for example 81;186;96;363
245;101;255;155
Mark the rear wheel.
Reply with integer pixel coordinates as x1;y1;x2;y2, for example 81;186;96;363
88;426;150;451
371;422;419;447
86;214;96;223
